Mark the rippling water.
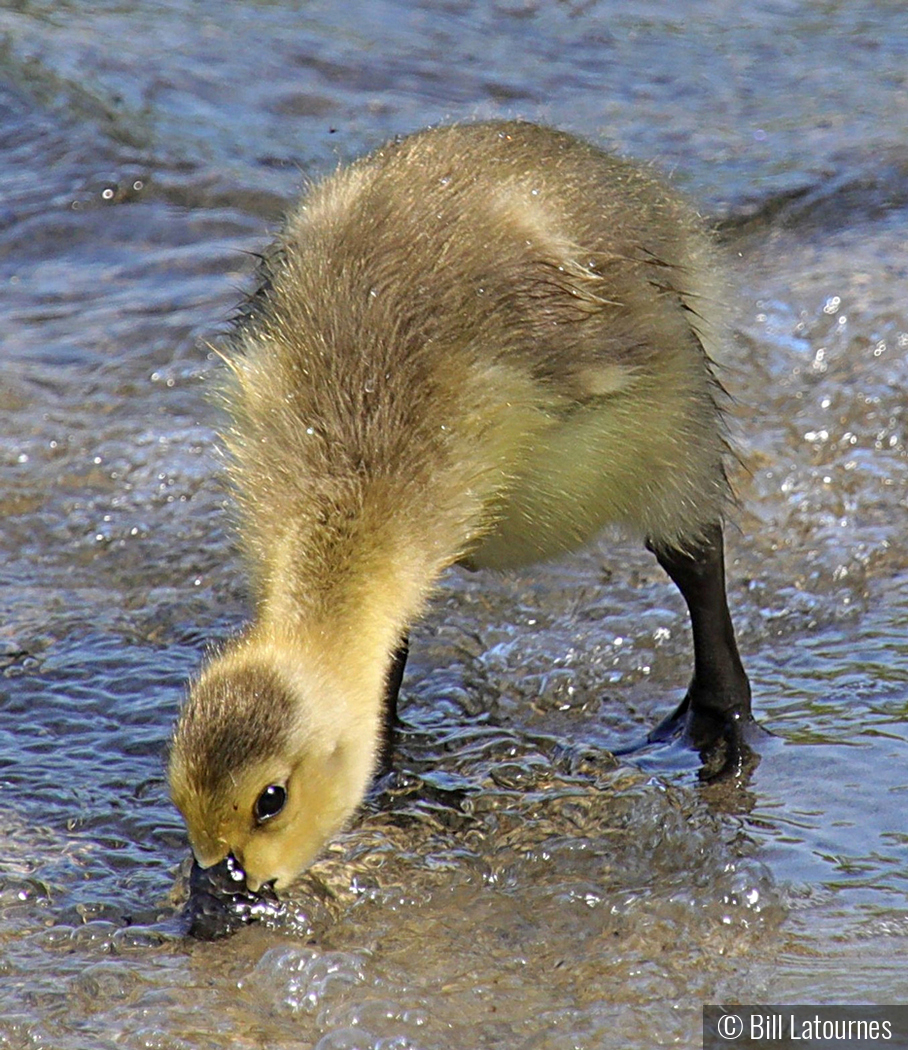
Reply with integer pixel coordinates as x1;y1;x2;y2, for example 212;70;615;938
1;1;907;1047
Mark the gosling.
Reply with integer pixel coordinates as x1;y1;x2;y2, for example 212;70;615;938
169;120;753;895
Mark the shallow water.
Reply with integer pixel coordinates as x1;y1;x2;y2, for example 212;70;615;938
1;1;907;1047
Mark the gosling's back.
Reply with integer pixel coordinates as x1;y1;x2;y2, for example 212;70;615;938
223;121;728;612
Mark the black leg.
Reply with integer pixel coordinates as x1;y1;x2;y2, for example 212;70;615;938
376;637;409;778
646;522;753;776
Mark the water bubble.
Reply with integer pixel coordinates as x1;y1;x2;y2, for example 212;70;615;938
313;1029;375;1050
239;946;368;1017
375;1037;426;1050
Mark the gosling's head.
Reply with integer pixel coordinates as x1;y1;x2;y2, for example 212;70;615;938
168;647;375;892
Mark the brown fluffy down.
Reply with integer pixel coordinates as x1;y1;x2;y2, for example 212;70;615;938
169;120;735;893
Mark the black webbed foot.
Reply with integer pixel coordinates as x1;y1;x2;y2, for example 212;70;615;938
623;691;769;781
616;523;762;781
375;637;409;780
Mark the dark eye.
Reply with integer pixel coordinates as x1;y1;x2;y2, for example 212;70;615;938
253;784;287;824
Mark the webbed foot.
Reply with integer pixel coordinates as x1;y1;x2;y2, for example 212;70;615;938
614;523;763;781
622;691;769;781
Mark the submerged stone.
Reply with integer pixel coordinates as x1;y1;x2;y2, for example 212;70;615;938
183;854;283;941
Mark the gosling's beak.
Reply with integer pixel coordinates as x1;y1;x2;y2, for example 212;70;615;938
182;853;281;941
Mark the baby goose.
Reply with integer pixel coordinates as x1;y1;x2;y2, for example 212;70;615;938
169;120;752;897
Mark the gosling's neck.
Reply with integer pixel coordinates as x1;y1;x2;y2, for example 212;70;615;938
247;519;441;721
